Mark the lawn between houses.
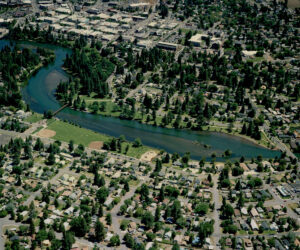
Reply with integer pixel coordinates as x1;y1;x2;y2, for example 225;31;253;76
45;119;154;159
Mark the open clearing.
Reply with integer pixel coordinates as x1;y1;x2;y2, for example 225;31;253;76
288;0;300;8
88;141;103;150
140;151;158;161
36;129;56;138
46;120;109;146
46;120;155;158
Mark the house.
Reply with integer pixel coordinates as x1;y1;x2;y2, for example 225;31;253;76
156;42;178;51
236;237;243;249
42;239;51;247
260;221;269;231
241;207;248;216
250;207;259;217
276;186;289;197
104;197;113;207
256;207;264;214
250;219;259;230
270;222;278;231
275;240;285;250
234;209;241;217
164;231;172;239
240;222;250;231
226;238;232;247
244;238;253;249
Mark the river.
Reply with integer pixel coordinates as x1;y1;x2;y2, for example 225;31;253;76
1;40;281;160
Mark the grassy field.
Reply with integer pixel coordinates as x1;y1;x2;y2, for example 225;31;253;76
47;120;110;146
123;143;153;158
24;113;43;123
46;119;153;158
80;95;121;117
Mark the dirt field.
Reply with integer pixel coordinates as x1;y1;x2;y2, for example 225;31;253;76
88;141;104;150
36;129;56;138
140;151;158;161
288;0;300;8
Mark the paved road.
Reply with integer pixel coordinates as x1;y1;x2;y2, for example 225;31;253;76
211;174;222;249
109;183;143;250
0;217;24;249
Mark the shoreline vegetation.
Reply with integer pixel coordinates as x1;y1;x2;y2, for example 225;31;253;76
4;32;277;153
58;101;276;152
2;35;276;154
0;39;55;110
27;109;276;162
38;118;158;159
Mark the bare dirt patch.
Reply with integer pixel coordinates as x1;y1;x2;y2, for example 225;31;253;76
288;0;300;8
88;141;103;150
36;129;56;138
140;151;158;162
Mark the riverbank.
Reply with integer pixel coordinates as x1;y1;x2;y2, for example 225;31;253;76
17;39;280;160
202;125;276;151
65;98;275;152
40;118;157;159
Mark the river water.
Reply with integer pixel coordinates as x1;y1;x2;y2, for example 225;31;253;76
1;40;281;160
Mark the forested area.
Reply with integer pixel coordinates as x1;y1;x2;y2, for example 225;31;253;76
56;38;115;105
0;45;41;108
8;24;70;47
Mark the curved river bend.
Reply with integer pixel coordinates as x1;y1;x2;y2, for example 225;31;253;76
1;40;281;160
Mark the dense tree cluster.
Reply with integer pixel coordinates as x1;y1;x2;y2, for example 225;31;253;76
56;39;115;105
0;45;41;108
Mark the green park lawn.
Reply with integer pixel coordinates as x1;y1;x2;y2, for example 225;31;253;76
46;119;154;158
24;113;43;123
47;120;109;146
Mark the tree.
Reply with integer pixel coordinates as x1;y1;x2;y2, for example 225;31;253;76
124;181;129;192
155;206;161;221
171;200;181;220
182;152;190;164
106;213;112;225
222;203;234;219
139;184;149;202
98;205;103;217
141;211;154;229
194;202;209;216
47;152;55;165
133;138;142;147
124;233;135;248
154;159;162;173
96;187;109;204
24;143;32;159
29;218;35;235
95;221;106;242
198;221;214;245
70;216;88;237
172;243;180;250
68;140;74;152
36;229;48;243
237;193;245;208
62;231;75;250
109;235;120;246
176;216;186;228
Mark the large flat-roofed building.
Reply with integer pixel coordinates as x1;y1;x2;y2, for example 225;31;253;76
136;40;152;48
189;33;208;47
86;8;100;14
156;41;177;51
129;2;150;9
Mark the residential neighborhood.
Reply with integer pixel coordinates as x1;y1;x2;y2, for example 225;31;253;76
0;0;299;249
